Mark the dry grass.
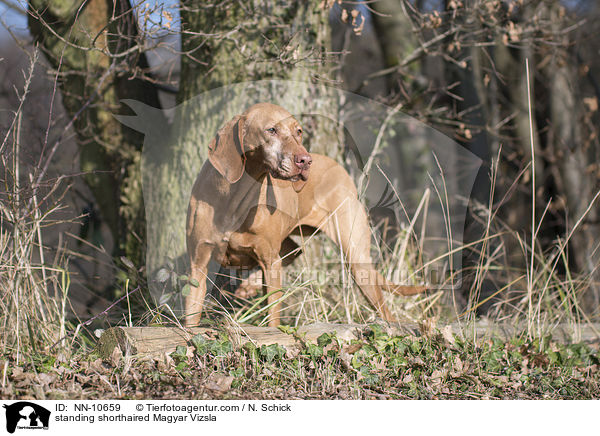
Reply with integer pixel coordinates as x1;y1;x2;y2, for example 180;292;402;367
0;51;79;363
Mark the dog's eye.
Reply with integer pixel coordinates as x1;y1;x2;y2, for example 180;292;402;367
297;129;302;135
266;127;277;134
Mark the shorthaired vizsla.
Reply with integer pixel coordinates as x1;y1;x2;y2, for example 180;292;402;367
186;103;425;327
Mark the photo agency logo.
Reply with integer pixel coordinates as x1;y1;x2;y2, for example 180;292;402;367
115;80;482;308
3;402;50;433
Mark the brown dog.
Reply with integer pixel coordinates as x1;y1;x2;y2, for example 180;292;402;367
186;103;425;327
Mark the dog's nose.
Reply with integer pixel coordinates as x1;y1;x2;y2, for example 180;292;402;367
294;153;312;169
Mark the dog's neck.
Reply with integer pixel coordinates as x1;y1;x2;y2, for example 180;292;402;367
208;163;272;233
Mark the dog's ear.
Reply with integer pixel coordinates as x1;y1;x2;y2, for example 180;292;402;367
208;115;246;183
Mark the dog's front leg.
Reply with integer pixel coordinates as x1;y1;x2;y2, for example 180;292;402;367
263;260;283;327
186;245;213;327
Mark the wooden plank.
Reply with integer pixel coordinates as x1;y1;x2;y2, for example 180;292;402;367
96;325;211;358
96;321;421;360
457;320;600;345
96;321;600;360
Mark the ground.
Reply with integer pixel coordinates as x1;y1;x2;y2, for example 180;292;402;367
2;324;599;400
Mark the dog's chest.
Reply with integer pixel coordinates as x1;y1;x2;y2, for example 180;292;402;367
246;180;301;232
216;180;302;266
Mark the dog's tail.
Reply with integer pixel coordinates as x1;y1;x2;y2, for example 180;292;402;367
352;269;427;296
380;280;427;296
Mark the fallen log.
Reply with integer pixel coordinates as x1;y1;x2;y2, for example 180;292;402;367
95;321;420;360
458;320;600;345
95;320;600;361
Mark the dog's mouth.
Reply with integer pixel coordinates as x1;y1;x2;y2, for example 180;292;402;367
270;169;309;182
270;161;310;182
289;171;309;182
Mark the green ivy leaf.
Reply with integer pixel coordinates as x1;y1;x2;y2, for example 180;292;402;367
210;339;233;357
307;343;323;360
171;345;188;362
260;344;284;363
191;334;210;355
230;367;245;378
317;333;332;348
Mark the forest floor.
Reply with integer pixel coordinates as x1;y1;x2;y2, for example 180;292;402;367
2;323;599;400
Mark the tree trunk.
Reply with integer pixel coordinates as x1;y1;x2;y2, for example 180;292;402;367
28;0;164;264
543;4;600;309
370;0;419;93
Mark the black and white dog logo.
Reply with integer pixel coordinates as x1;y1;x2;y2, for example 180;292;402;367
3;402;50;433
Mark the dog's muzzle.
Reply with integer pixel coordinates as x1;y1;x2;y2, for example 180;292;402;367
294;153;312;181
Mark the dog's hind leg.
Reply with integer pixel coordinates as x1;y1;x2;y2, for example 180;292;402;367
234;237;301;299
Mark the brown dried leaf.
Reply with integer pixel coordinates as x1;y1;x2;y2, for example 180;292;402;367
507;21;521;42
441;325;455;347
320;0;337;9
285;346;301;359
11;367;24;380
353;20;364;36
450;356;464;378
341;8;348;23
110;347;123;367
584;97;598;113
430;369;446;386
339;349;352;371
345;342;363;354
35;373;56;385
205;373;233;393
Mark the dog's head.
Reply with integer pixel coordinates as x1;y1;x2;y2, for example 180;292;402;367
208;103;311;191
